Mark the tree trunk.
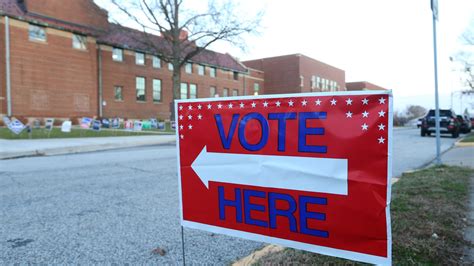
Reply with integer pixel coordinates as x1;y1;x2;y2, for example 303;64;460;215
170;66;181;121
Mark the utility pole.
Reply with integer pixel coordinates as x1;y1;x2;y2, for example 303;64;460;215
431;0;442;165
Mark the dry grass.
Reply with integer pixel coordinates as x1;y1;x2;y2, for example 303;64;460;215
254;165;473;265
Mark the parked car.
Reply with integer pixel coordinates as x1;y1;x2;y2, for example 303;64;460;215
420;109;460;138
417;118;422;128
471;117;474;128
457;115;472;134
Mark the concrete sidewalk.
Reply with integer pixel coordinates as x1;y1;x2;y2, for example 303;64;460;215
0;135;176;159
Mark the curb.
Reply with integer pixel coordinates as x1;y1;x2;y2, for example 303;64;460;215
455;133;474;147
0;140;176;160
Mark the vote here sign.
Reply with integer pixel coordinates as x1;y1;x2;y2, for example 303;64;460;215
175;91;392;265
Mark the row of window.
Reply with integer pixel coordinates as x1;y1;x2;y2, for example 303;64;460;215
310;75;339;91
114;77;243;102
112;47;238;80
28;24;87;50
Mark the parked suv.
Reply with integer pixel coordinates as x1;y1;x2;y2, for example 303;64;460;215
457;115;472;134
420;109;460;138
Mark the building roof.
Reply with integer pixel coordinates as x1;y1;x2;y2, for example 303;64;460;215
0;0;247;72
346;81;388;91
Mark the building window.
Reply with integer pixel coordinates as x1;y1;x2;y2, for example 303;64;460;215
114;86;123;101
316;76;320;89
112;48;123;61
152;56;161;68
185;63;193;74
210;86;217;97
210;67;216;78
168;63;174;71
189;84;197;99
311;76;316;89
136;77;146;101
233;72;239;80
153;79;161;102
29;24;46;42
136;52;145;65
180;83;188;99
254;83;260;94
198;65;205;75
232;89;238;96
300;75;304;88
223;88;229;97
72;34;87;50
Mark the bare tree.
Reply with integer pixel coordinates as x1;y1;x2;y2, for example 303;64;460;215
406;105;427;119
109;0;262;118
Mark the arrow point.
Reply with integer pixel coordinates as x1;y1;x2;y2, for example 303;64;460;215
192;146;210;189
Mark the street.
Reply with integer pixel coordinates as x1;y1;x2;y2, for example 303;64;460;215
0;128;459;264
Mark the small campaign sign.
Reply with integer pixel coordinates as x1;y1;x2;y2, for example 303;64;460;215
102;118;110;128
175;91;393;265
124;120;133;130
7;119;26;135
80;117;92;129
133;120;143;131
112;118;120;129
157;122;166;131
150;118;158;129
92;120;101;131
61;120;72;133
45;118;54;131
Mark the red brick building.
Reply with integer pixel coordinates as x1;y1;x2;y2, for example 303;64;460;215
346;81;387;91
243;54;346;95
0;0;264;121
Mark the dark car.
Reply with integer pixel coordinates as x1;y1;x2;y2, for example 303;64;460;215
420;109;460;138
457;115;472;134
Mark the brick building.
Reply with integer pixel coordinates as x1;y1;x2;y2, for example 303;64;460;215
346;81;387;91
0;0;264;121
243;54;346;95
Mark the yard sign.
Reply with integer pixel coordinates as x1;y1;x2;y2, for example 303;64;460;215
175;91;393;265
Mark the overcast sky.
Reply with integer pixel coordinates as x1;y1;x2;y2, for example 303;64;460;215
95;0;474;112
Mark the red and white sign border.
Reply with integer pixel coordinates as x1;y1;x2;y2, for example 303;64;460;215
175;90;393;265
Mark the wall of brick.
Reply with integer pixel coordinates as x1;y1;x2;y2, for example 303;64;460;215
346;81;387;91
0;17;6;116
299;55;345;93
8;18;98;118
24;0;108;30
245;68;264;95
100;45;247;120
244;55;301;94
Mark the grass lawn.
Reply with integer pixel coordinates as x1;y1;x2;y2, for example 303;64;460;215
461;133;474;143
255;165;473;265
0;127;174;139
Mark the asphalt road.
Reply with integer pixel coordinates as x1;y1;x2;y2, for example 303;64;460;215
0;128;460;264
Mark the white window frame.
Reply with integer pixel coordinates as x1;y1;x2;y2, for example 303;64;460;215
112;48;123;62
152;56;161;68
114;86;123;101
210;67;216;78
153;79;162;102
29;24;46;42
185;63;193;74
135;52;145;65
72;34;87;50
198;65;205;75
189;84;197;99
180;83;188;99
136;77;146;101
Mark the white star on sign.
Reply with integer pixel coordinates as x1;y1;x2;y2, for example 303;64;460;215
378;137;385;144
301;100;307;106
362;98;369;105
345;98;353;105
378;110;386;117
179;105;183;110
378;123;385;130
346;111;353;118
197;105;202;110
330;99;337;105
207;104;212;109
188;115;192;120
315;99;322;105
218;103;223;109
263;101;269;107
180;134;184;139
288;100;294;106
239;102;245;108
188;105;193;110
251;102;257;108
362;111;369;118
179;115;183;120
198;114;202;120
379;97;386;104
188;124;193;130
228;103;233;109
276;101;281;107
179;125;184;130
361;123;369;130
